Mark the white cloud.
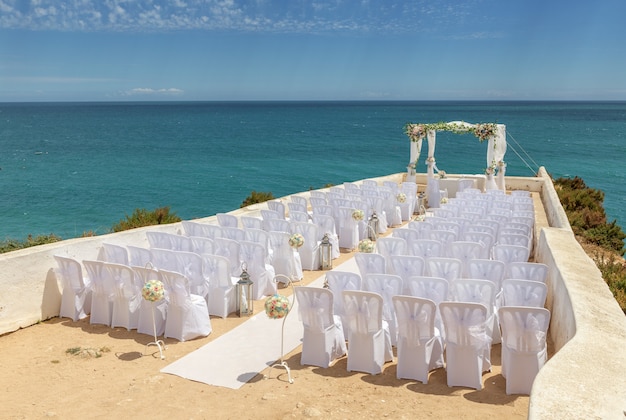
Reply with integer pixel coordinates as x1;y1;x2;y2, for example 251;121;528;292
122;87;185;96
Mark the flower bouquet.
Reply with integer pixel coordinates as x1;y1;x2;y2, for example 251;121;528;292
358;238;375;253
474;123;497;141
288;233;305;248
405;123;426;141
438;170;447;179
264;294;290;319
142;280;165;302
396;193;407;203
351;209;364;222
440;197;449;204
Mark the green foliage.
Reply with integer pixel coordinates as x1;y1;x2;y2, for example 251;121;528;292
111;206;181;232
0;234;63;254
593;252;626;315
240;191;275;208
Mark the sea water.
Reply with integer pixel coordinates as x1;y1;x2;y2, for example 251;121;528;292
1;101;625;240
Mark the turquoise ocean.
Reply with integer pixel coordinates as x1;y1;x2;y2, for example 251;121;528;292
1;101;625;240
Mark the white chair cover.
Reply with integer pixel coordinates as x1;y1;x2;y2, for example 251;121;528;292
267;231;303;283
362;273;403;346
468;259;506;297
375;237;408;274
181;221;222;239
287;202;307;215
101;243;129;265
172;251;209;300
160;269;212;342
354;252;386;279
448;241;485;277
267;200;286;219
426;257;462;285
216;213;238;227
239;240;277;300
295;287;347;368
83;260;115;326
290;221;320;271
408;239;443;259
451;278;500;345
392;227;419;245
54;255;92;322
264;218;292;234
105;262;142;330
493;244;530;264
427;229;457;250
501;279;548;308
219;226;246;242
202;254;238;318
244;228;271;264
498;306;550;394
506;262;548;283
146;231;192;251
311;214;340;259
405;275;449;336
149;248;179;272
324;270;362;337
336;206;359;250
213;237;242;277
439;302;492;390
392;296;444;383
189;236;215;256
127;245;153;268
289;211;309;223
241;216;264;230
389;255;426;294
342;290;393;375
133;266;166;336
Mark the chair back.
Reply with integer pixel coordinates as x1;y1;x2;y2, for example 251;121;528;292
502;279;548;308
342;290;383;335
295;287;334;333
392;296;437;344
439;301;489;347
498;306;550;352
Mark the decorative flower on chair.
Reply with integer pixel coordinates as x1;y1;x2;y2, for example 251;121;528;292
264;294;290;319
440;197;449;204
288;233;304;248
358;239;375;253
396;193;407;203
351;209;364;222
142;280;165;302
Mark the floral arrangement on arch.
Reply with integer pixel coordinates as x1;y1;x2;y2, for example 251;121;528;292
473;123;497;142
484;166;495;176
404;123;426;142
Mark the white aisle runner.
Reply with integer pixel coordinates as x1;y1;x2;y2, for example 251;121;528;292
160;258;358;389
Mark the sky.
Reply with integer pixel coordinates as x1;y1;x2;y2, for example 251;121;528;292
0;0;625;102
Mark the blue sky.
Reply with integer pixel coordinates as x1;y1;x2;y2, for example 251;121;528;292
1;0;625;101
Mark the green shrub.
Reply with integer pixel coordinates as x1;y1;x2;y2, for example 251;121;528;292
240;191;275;208
112;206;181;232
0;234;62;254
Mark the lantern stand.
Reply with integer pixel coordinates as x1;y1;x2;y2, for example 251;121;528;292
237;263;254;317
264;274;296;384
319;233;333;271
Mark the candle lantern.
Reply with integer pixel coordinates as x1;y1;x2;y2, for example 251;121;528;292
367;211;379;241
237;263;254;317
319;233;333;270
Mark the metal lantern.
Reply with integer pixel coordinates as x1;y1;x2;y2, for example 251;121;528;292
319;233;333;270
237;263;254;317
367;211;379;241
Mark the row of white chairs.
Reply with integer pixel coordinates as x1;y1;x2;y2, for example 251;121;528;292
295;286;550;393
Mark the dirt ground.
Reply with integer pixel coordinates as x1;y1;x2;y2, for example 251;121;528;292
0;243;532;420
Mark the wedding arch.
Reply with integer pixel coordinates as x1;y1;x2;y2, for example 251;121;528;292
403;121;508;203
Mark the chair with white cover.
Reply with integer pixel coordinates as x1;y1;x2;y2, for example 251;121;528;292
493;244;530;265
241;216;264;230
287;202;307;215
54;255;92;322
219;226;246;242
448;241;485;277
355;252;386;279
392;227;419;245
427;257;463;285
160;269;211;342
189;236;215;256
364;196;388;234
268;231;303;283
460;231;495;260
310;190;327;199
311;214;340;259
451;278;500;345
468;259;506;302
133;266;166;336
389;255;426;294
324;270;362;337
291;195;308;208
146;231;176;250
408;239;443;259
101;243;129;265
182;221;222;239
439;301;492;390
213;237;242;277
239;240;277;300
202;254;238;318
505;262;548;283
244;228;271;263
173;251;209;300
290;221;320;271
375;237;407;274
261;208;282;228
149;248;180;272
427;229;457;250
294;287;347;368
127;245;153;268
309;197;328;208
392;296;444;383
501;279;548;308
311;203;333;216
342;290;394;375
498;306;551;394
104;262;143;330
498;233;530;249
216;212;238;227
267;200;286;219
264;218;292;234
336;206;359;250
362;273;404;346
289;211;309;223
405;275;449;335
83;260;116;326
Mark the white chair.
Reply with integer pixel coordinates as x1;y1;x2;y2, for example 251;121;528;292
448;241;485;277
290;221;320;271
202;254;238;318
173;251;209;300
105;262;142;331
375;237;407;274
182;221;222;239
427;229;457;250
498;233;530;249
336;206;359;250
498;306;551;394
239;240;277;300
294;287;347;368
264;218;292;234
392;228;419;245
289;211;309;223
392;296;444;384
127;245;153;268
468;259;505;290
83;260;115;326
160;269;212;342
149;248;180;272
501;279;548;308
493;244;530;264
506;262;548;283
213;237;242;277
439;301;492;390
389;255;426;294
408;239;443;259
219;226;246;242
309;197;328;208
241;216;263;230
426;257;462;285
324;270;362;337
54;255;92;322
362;273;403;346
287;202;307;215
216;212;238;227
460;231;495;260
291;195;308;208
244;228;271;263
311;214;340;259
133;266;166;336
354;252;386;279
101;243;129;265
267;200;286;219
451;278;500;346
268;231;303;283
147;231;192;251
189;236;215;256
405;275;449;335
342;290;393;375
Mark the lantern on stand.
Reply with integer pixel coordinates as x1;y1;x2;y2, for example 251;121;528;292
319;233;333;270
367;211;379;241
237;263;254;317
